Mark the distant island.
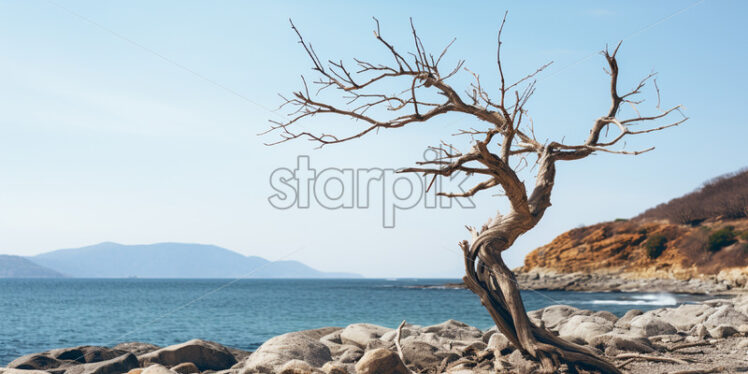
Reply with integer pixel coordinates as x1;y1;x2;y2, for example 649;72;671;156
0;242;362;279
0;255;64;278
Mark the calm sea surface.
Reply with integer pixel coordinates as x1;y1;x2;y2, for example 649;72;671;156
0;278;716;365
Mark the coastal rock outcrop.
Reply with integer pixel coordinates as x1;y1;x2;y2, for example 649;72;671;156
518;217;748;294
137;339;236;371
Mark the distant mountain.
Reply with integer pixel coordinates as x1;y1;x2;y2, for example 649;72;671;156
29;242;361;279
0;255;64;278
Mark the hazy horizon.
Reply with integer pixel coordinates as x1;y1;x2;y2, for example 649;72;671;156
2;1;748;277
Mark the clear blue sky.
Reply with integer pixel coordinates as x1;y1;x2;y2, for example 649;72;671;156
1;0;746;277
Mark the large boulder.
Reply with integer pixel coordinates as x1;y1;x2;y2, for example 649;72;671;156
339;324;392;348
400;341;444;371
354;348;409;374
7;354;65;371
486;333;513;354
704;304;748;328
64;352;139;374
538;305;583;331
615;309;643;330
241;331;332;373
558;315;614;344
421;320;482;341
137;339;236;371
629;315;677;337
49;346;128;364
652;304;711;331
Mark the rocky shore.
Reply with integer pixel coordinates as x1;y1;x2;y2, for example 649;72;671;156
5;295;748;374
417;268;748;295
514;268;748;295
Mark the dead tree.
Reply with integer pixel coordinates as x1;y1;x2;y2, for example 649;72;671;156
264;16;686;373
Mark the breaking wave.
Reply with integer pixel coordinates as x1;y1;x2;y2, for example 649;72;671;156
586;293;678;306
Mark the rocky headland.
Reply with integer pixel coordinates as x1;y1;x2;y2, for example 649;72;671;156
515;169;748;294
514;216;748;295
4;295;748;373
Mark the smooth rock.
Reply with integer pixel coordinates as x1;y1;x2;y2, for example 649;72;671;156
481;327;497;344
709;325;740;339
320;362;348;374
487;333;513;354
592;311;619;323
141;364;176;374
325;343;361;359
170;362;199;374
615;309;643;330
400;341;443;370
48;347;127;365
339;324;392;348
7;354;64;371
64;352;139;374
704;304;748;328
319;331;342;345
538;305;582;331
558;315;614;344
652;304;710;331
279;359;319;374
138;339;236;371
241;331;332;373
629;315;677;336
421;320;483;341
337;346;363;364
354;348;408;374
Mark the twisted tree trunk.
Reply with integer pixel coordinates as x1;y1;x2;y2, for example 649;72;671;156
459;159;622;374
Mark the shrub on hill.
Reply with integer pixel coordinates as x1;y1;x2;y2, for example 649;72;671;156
707;226;737;252
645;234;668;259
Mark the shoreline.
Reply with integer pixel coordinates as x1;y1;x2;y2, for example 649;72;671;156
415;269;748;296
4;295;748;374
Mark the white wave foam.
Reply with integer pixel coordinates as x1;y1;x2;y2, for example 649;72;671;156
587;293;678;306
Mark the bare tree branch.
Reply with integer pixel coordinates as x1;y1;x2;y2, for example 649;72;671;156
265;18;685;374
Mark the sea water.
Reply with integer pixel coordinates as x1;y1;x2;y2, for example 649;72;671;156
0;278;715;364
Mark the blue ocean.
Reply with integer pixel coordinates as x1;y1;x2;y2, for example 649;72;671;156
0;278;713;365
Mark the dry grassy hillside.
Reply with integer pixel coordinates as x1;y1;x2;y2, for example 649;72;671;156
521;169;748;281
